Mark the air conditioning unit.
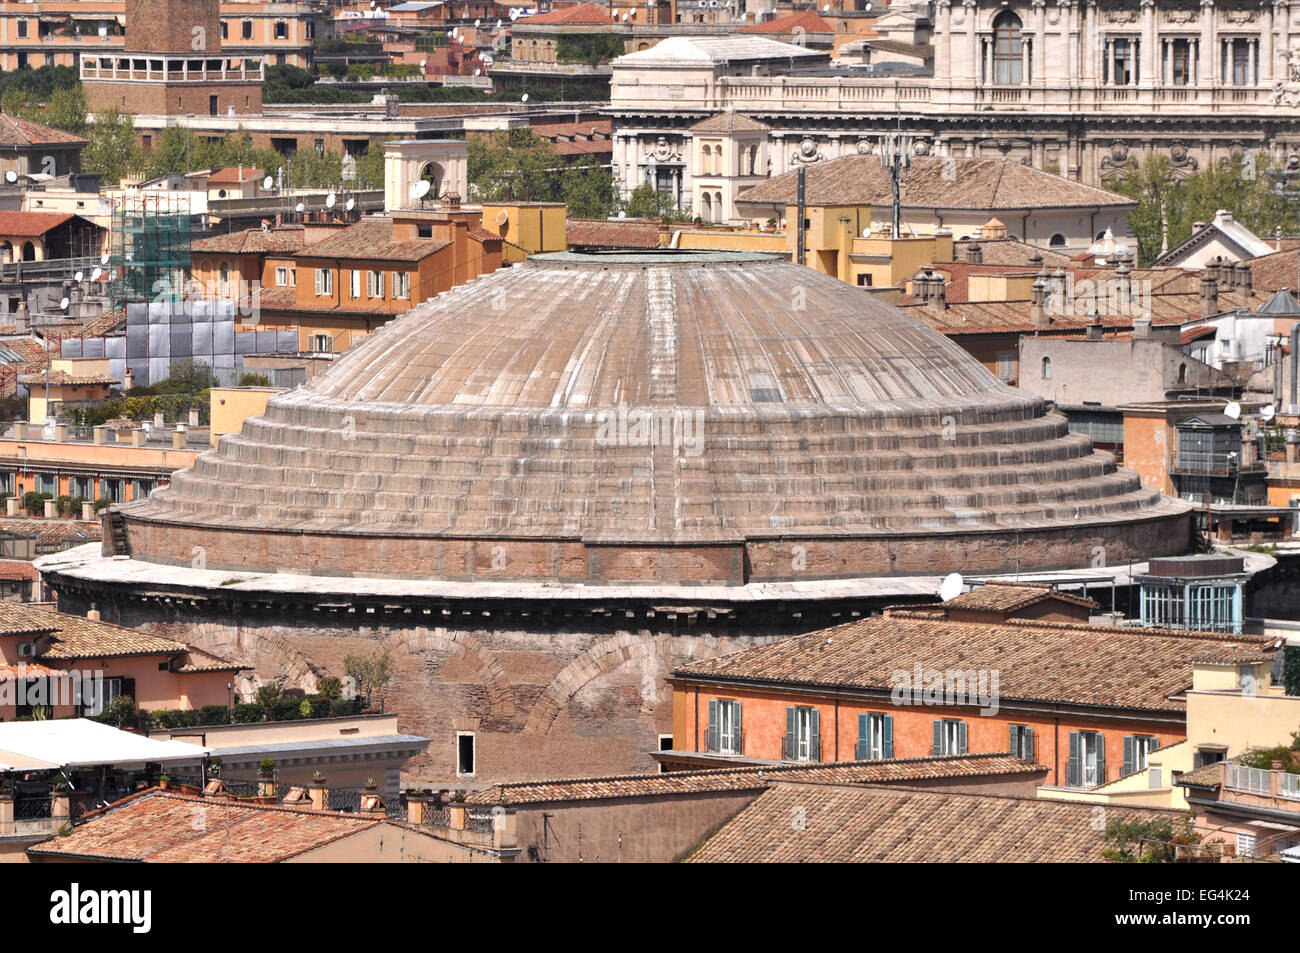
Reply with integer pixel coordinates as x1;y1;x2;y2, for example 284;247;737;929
17;642;38;658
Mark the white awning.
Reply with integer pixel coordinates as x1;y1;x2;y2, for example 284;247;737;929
0;719;209;772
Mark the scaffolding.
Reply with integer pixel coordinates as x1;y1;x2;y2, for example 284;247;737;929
110;191;192;307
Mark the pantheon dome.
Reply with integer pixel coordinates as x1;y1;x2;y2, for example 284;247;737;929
115;250;1190;583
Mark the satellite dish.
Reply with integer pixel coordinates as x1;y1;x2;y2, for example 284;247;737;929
617;210;626;219
1261;404;1276;421
509;7;519;20
411;179;431;200
621;12;627;18
494;209;509;226
862;228;871;238
1225;401;1242;420
294;202;305;213
939;572;964;602
521;93;529;102
74;271;83;282
369;1;376;7
475;17;480;26
91;267;102;281
474;68;481;76
420;59;427;69
326;192;337;208
59;297;69;310
262;175;273;190
345;198;356;211
125;251;134;262
100;253;110;265
4;170;16;183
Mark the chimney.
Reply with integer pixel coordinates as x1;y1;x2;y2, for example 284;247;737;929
1133;317;1152;339
1030;277;1050;326
1233;261;1252;295
87;605;101;622
914;270;947;310
1287;428;1298;464
964;241;982;265
1200;272;1220;316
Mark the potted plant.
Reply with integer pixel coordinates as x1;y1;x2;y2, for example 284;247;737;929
49;771;69;793
159;773;173;790
364;777;377;791
258;758;276;778
312;770;325;785
762;217;777;233
206;757;222;779
452;789;467;803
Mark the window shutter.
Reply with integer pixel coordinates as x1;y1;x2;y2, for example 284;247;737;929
707;699;719;753
883;715;894;759
121;677;136;703
932;719;943;756
957;720;968;755
1010;724;1019;758
732;701;742;755
809;708;820;762
1123;735;1136;776
1149;735;1159;752
856;713;868;760
785;707;797;761
1067;731;1081;787
1095;733;1107;784
1024;726;1034;762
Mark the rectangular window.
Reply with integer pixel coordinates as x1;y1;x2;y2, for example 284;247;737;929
1170;38;1191;86
856;274;873;286
220;21;228;40
311;334;333;353
367;270;384;298
1009;724;1035;761
707;699;743;755
314;139;325;157
36;473;56;496
393;272;410;299
1067;730;1107;788
71;476;93;499
350;269;361;299
275;267;289;287
932;718;968;756
17;20;27;38
1236;832;1256;859
274;20;288;40
1111;39;1136;86
132;479;155;499
856;712;893;760
1229;38;1254;86
101;478;123;503
996;351;1016;383
456;732;475;776
241;19;253;40
784;706;820;762
315;269;332;296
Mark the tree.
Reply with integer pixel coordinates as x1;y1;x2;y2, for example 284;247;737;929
156;359;218;395
1101;816;1185;863
81;108;138;187
1284;645;1300;698
624;183;684;221
343;650;394;710
560;156;619;219
43;85;88;136
468;128;559;202
236;372;272;387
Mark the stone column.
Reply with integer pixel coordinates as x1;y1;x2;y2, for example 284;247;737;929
1248;37;1256;85
1032;0;1046;87
1076;0;1088;86
1023;32;1032;84
1140;0;1156;87
936;0;952;89
1263;3;1276;83
965;0;979;85
1200;0;1216;87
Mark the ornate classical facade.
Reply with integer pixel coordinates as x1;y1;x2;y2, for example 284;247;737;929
608;2;1300;213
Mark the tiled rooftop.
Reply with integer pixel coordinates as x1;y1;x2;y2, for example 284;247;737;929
673;612;1278;712
27;790;382;862
941;580;1098;613
464;752;1041;805
686;783;1181;862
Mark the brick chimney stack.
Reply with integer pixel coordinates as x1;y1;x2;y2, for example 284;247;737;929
964;242;983;265
1200;272;1220;316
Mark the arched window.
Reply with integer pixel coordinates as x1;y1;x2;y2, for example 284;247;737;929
1041;356;1052;380
1178;363;1187;384
1050;233;1067;247
700;144;712;175
218;261;230;295
747;144;758;176
714;191;723;223
21;241;36;262
700;191;712;222
993;11;1024;86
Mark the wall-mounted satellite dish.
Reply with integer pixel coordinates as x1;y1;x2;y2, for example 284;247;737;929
509;8;519;21
369;1;377;8
494;209;509;226
1224;401;1242;420
100;253;110;265
294;202;305;213
1261;404;1276;421
420;59;427;69
474;18;480;26
125;251;134;262
59;297;69;310
74;271;83;282
326;192;337;208
939;572;964;602
262;175;274;190
621;12;627;19
4;170;16;184
411;179;432;200
496;18;502;29
345;197;356;211
91;267;102;281
521;93;529;102
474;68;481;76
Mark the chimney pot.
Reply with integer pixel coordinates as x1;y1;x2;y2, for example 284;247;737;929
964;242;982;265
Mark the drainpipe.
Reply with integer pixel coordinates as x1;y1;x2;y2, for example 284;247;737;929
1291;321;1300;413
796;165;806;268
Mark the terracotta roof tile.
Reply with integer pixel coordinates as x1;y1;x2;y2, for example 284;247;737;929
689;111;772;135
27;790;383;862
738;8;833;33
566;218;661;249
686;783;1182;862
518;2;613;24
0;210;76;238
0;113;87;148
464;752;1040;805
942;581;1099;613
191;226;306;255
298;218;448;263
673;613;1279;713
738;156;1135;211
207;167;263;186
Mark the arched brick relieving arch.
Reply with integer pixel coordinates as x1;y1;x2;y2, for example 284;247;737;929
384;627;515;723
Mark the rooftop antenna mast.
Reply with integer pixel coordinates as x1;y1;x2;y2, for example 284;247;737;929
878;80;911;239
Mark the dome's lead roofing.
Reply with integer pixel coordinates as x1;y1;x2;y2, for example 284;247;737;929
119;252;1189;583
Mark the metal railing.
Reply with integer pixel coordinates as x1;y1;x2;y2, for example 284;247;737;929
1278;772;1300;801
1224;763;1272;795
14;796;52;820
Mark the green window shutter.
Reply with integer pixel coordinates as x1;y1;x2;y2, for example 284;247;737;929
784;707;796;761
707;699;719;753
957;720;968;755
809;708;820;762
932;719;943;756
1010;724;1019;758
883;715;894;759
856;713;868;760
1067;731;1081;787
733;701;743;755
1149;735;1159;752
1095;733;1107;783
1123;735;1136;776
1024;726;1034;762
